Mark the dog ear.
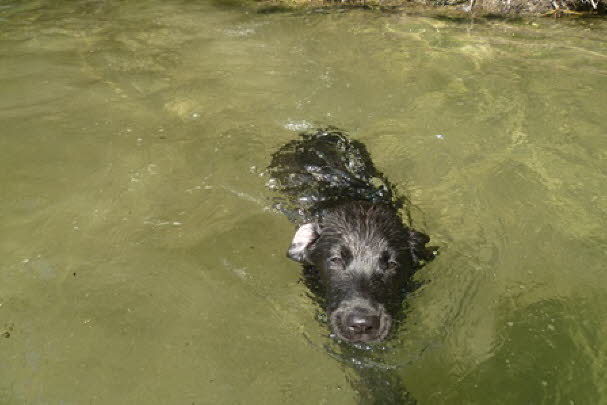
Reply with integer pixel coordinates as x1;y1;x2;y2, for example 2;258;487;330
407;229;433;267
287;223;320;264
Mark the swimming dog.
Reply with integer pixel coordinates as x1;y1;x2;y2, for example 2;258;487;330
268;128;433;343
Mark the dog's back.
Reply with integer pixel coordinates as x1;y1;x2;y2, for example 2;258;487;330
267;128;399;223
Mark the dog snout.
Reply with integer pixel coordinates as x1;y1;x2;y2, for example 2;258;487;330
345;311;380;335
331;303;391;343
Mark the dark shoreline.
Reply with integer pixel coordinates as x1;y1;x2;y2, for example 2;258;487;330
252;0;605;18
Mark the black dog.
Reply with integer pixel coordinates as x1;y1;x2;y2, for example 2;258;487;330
268;128;433;343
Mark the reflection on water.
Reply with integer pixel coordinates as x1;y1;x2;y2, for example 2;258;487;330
1;0;606;403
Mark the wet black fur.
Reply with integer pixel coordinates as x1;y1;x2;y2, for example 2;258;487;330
268;127;433;342
308;202;429;310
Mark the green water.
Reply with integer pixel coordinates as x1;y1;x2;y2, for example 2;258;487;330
1;1;606;403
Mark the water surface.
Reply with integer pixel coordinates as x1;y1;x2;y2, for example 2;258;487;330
1;1;606;403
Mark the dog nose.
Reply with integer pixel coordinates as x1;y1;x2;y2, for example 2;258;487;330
346;313;380;335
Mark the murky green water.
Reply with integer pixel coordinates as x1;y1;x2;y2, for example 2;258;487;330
1;0;606;403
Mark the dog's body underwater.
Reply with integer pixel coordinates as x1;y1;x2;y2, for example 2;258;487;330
268;128;432;343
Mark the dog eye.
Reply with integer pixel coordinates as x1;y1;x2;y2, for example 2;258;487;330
387;261;398;271
329;257;345;267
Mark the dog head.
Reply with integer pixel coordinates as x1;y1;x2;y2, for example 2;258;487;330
287;202;430;343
